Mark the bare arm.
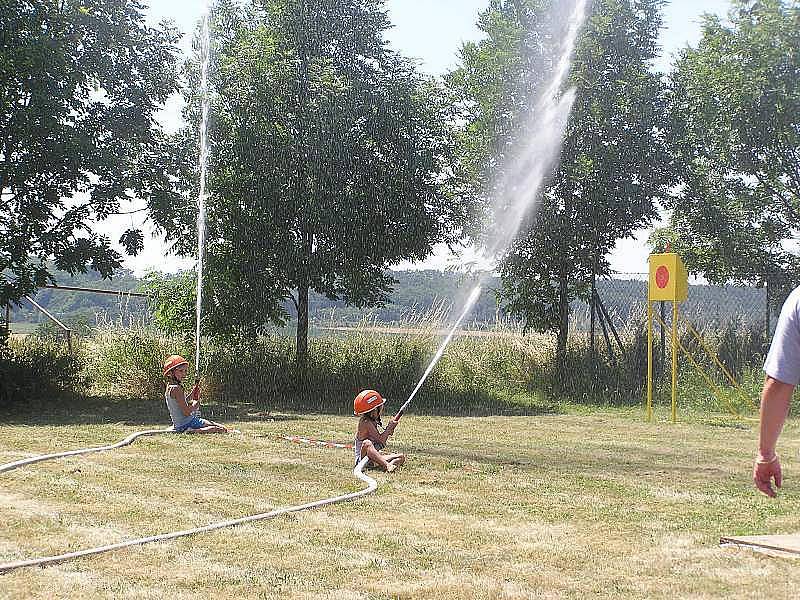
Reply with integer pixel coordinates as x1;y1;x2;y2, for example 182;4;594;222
754;376;794;497
359;419;396;446
170;386;199;418
759;376;793;459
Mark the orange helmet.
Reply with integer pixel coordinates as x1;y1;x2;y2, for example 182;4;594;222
353;389;385;415
163;355;189;377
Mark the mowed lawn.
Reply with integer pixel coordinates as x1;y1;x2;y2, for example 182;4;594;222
2;404;800;599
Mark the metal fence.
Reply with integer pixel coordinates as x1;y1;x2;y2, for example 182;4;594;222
561;274;779;409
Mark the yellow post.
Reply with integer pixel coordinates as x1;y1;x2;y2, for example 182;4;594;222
648;252;688;422
647;300;653;421
671;301;679;423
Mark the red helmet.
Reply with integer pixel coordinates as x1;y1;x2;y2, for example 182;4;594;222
163;355;189;377
353;389;385;415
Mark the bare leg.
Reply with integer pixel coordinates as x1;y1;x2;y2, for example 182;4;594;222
383;453;404;463
186;424;227;434
363;443;391;470
360;439;401;471
384;453;405;471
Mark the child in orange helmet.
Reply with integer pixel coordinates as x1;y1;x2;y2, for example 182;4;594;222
353;389;405;472
163;355;229;434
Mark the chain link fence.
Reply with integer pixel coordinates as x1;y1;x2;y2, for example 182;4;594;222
1;274;791;415
561;274;781;412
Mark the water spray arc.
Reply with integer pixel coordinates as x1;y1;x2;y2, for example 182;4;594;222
399;0;588;416
195;11;211;378
487;0;588;257
397;285;482;416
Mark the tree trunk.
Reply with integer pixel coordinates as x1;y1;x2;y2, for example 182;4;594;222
295;283;309;369
1;303;9;346
589;272;596;360
556;266;569;366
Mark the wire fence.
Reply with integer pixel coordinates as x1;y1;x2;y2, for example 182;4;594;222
1;274;786;415
562;275;777;413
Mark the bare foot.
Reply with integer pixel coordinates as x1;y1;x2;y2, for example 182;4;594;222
386;462;397;473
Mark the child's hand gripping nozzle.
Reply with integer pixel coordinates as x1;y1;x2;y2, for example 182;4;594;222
385;412;402;435
189;378;202;418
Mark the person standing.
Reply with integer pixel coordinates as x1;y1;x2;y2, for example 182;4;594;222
754;286;800;497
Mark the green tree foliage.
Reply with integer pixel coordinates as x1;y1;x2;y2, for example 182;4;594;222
660;0;800;290
157;0;469;365
0;0;181;308
141;271;196;337
449;0;670;362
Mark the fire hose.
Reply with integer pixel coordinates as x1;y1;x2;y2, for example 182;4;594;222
0;431;375;574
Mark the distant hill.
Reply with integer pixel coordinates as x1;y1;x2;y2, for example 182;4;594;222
7;269;771;333
308;270;503;325
7;269;148;330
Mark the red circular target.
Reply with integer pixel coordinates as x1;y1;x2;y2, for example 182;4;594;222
655;265;670;289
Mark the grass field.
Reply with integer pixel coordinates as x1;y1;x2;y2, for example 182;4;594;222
1;398;800;599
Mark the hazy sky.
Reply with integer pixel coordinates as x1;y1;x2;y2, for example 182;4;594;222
103;0;733;276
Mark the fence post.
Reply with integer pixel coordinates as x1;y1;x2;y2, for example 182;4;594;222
659;301;666;382
590;273;596;359
23;295;72;352
765;278;771;341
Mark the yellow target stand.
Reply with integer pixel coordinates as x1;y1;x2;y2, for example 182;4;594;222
647;253;688;422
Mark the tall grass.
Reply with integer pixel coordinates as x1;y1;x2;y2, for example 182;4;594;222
70;312;560;416
85;328;191;399
0;337;86;408
0;311;771;418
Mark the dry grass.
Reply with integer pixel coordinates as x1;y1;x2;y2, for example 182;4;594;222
2;406;800;599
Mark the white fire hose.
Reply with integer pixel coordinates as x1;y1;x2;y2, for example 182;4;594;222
0;431;375;574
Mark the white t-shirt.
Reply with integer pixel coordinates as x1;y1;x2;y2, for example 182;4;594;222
764;285;800;385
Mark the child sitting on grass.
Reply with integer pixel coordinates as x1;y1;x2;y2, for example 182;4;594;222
353;389;405;472
163;355;229;434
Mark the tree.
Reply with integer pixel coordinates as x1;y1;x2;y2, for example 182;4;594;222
449;0;670;363
158;0;468;366
141;271;196;337
0;0;181;308
660;0;800;294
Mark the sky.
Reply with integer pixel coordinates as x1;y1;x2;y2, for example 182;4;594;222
100;0;733;276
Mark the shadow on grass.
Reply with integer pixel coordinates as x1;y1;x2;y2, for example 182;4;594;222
253;390;562;418
407;443;532;468
0;388;560;427
406;437;745;481
0;394;301;427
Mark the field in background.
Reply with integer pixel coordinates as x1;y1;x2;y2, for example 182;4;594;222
8;322;36;335
5;313;767;416
1;401;799;599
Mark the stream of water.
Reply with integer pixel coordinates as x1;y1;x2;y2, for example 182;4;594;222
400;0;589;411
195;11;211;376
